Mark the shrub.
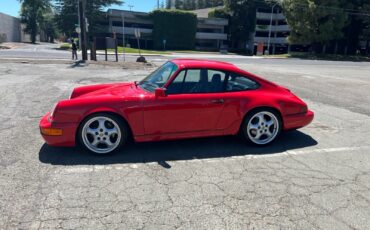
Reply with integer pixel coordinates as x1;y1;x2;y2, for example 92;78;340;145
208;8;229;19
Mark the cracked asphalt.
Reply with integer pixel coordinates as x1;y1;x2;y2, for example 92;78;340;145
0;58;369;229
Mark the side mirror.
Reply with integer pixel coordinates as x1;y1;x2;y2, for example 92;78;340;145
155;88;167;98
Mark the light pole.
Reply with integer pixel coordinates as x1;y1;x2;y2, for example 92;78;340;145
267;3;277;55
121;11;125;62
78;0;88;60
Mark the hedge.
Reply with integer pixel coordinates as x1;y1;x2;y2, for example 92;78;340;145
150;10;197;50
208;8;229;19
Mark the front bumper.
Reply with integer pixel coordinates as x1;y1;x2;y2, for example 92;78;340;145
39;112;78;147
283;110;314;130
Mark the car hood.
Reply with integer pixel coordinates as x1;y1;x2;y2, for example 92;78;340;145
74;82;144;99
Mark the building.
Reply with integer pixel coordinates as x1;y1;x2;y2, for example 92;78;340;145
0;12;40;43
192;6;294;54
254;5;290;55
106;9;228;51
0;12;21;43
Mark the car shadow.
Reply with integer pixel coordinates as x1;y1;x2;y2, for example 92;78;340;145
39;130;317;167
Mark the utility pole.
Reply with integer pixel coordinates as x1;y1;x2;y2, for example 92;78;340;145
128;5;134;11
78;0;88;60
267;3;277;55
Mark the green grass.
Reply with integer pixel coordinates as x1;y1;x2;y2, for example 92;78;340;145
267;52;370;62
109;47;171;55
290;52;370;62
59;43;71;50
108;47;230;55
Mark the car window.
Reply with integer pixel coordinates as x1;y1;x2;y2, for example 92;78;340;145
207;70;226;93
167;69;227;94
226;73;259;92
166;70;186;94
185;69;201;83
139;61;178;92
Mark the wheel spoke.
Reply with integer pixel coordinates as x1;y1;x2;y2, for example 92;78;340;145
265;120;274;128
107;127;119;136
254;131;262;140
98;118;106;129
249;123;259;130
90;138;99;147
266;129;273;137
257;114;266;125
105;138;115;147
86;127;98;135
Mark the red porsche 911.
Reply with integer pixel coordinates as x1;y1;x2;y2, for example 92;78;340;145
40;59;314;155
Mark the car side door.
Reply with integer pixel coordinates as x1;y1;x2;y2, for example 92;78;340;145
214;72;261;131
142;68;227;136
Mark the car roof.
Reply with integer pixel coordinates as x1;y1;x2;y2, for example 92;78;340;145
171;59;240;72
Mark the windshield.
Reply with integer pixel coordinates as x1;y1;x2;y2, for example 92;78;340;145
139;61;178;92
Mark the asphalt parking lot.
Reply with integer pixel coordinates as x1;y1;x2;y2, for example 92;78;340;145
0;58;369;229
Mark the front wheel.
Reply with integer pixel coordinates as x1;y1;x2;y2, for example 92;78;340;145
241;109;282;146
78;113;128;155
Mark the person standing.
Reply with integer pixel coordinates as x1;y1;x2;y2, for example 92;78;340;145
72;40;78;60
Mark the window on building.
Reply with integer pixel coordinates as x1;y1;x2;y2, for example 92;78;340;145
112;21;123;27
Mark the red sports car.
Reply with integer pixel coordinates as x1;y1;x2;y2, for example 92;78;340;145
40;59;314;154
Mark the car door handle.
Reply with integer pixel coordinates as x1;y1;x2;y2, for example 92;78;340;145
211;99;224;104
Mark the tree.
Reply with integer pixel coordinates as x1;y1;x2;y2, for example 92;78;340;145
190;0;197;10
54;0;123;37
205;0;212;8
211;0;223;7
166;0;172;9
197;0;206;9
363;4;370;39
174;0;182;9
150;10;197;49
340;0;370;55
224;0;257;53
19;0;51;43
41;11;58;42
183;0;191;10
282;0;347;53
362;3;370;55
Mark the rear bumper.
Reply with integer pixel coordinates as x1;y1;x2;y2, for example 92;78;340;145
39;112;78;147
283;110;314;130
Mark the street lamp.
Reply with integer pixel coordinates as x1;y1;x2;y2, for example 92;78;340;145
267;3;277;55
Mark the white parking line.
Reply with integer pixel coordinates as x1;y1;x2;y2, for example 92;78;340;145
59;146;370;173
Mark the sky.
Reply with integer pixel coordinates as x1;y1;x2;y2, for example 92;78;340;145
0;0;159;17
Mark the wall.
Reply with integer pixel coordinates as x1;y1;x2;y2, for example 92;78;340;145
0;12;21;43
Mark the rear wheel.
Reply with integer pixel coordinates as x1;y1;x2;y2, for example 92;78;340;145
78;113;128;155
242;109;282;146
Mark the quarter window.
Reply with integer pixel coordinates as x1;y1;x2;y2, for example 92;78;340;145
226;73;259;92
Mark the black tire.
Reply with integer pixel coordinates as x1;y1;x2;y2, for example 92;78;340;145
77;113;128;155
240;108;282;146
